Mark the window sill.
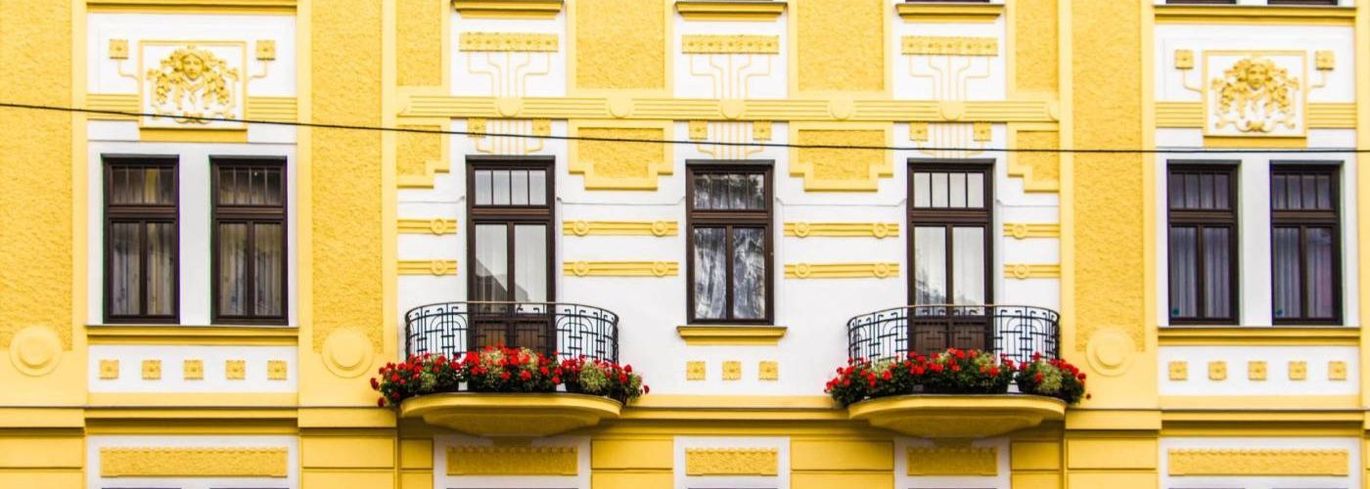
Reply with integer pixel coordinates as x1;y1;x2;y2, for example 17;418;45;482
895;2;1003;23
1155;4;1355;25
1158;325;1357;346
451;0;563;19
86;324;298;346
675;1;786;22
677;325;787;346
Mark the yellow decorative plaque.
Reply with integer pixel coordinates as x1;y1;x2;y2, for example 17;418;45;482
447;446;577;476
682;35;780;55
139;42;247;130
459;32;559;52
907;447;997;476
685;448;778;476
1168;449;1348;476
902;36;998;57
100;447;289;477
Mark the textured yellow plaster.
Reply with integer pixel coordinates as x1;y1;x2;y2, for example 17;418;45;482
574;0;666;90
397;0;444;87
796;0;885;93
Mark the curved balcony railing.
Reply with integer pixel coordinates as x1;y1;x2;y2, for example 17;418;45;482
847;305;1060;365
405;301;619;363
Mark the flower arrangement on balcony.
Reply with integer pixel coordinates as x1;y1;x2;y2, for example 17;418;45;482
824;348;1086;407
371;346;647;407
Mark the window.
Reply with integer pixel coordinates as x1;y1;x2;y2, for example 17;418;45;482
908;163;993;306
1164;0;1236;4
1271;164;1341;324
467;158;555;351
212;158;287;324
104;157;179;323
687;162;772;324
1167;164;1238;325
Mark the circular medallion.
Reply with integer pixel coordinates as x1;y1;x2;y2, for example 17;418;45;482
828;98;855;121
872;263;892;278
651;262;671;277
939;101;966;121
872;223;890;239
1085;328;1135;377
607;96;633;119
495;97;523;118
794;263;812;279
650;221;670;237
572;261;591;277
793;222;811;238
10;326;61;377
572;220;591;236
323;329;373;378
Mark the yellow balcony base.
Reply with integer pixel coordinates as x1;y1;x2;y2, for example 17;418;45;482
847;395;1065;439
400;393;622;437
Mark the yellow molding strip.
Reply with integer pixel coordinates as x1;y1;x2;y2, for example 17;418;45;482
87;325;298;346
676;325;787;346
458;32;559;52
685;448;778;476
563;261;679;277
895;3;1004;23
140;128;248;143
447;446;578;476
1155;5;1356;25
784;263;899;279
1158;327;1358;346
398;260;459;276
1159;395;1360;410
101;447;289;478
907;447;997;476
562;220;678;237
88;93;139;120
401;96;1057;123
1004;264;1060;279
784;222;899;239
901;36;998;57
245;96;298;123
87;0;295;14
451;0;563;19
398;218;459;235
675;0;786;22
1204;136;1306;149
682;35;780;55
1003;223;1060;239
87;393;299;408
1156;102;1355;128
1155;101;1204;128
1168;449;1349;476
86;94;300;123
1310;102;1357;128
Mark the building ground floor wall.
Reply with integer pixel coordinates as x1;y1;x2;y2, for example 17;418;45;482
3;408;1365;489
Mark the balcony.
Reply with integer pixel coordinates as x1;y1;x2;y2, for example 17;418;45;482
837;304;1070;439
393;301;632;438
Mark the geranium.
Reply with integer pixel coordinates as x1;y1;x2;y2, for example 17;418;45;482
824;349;1028;406
369;346;647;406
560;357;646;404
1014;354;1087;404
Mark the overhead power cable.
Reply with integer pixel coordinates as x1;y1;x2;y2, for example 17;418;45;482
2;101;1365;155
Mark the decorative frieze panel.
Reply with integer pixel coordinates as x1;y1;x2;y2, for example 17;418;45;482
685;448;779;476
140;42;247;129
563;261;679;277
446;446;578;476
682;35;779;55
458;32;559;53
569;123;673;190
906;447;997;476
1168;449;1348;476
1202;51;1307;139
563;220;678;237
101;447;289;478
89;345;297;393
1159;346;1358;401
784;222;899;239
790;127;890;191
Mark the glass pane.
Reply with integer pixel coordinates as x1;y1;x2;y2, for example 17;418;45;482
967;173;984;208
264;168;283;206
528;170;547;206
492;170;511;206
1168;226;1197;319
109;222;142;316
511;170;529;206
1306;227;1336;319
1316;175;1332;209
913;172;931;208
473;225;509;302
147;222;175;316
254;223;284;317
1199;174;1215;209
218;223;249;316
1272;227;1302;319
1272;174;1287;210
731;227;766;319
949;173;967;208
1201;227;1231;319
692;227;726;319
693;174;714;209
951;227;985;305
1183;174;1200;209
474;170;492;205
930;173;948;208
111;166;175;205
1214;173;1229;210
1285;175;1303;210
513;225;548;302
692;173;764;210
1302;174;1318;210
1168;171;1184;209
913;227;947;305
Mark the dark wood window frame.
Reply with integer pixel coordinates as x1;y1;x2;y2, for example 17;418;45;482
210;156;289;325
103;155;180;324
685;161;775;325
1166;162;1240;325
1270;162;1342;325
1166;0;1338;4
906;159;995;306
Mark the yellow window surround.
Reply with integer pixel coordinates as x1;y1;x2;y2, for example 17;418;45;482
452;0;563;19
675;0;786;22
1158;326;1358;347
86;325;298;346
1155;5;1356;26
676;325;788;346
895;3;1004;23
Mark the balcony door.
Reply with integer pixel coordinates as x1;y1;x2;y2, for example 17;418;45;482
466;157;555;353
907;161;994;354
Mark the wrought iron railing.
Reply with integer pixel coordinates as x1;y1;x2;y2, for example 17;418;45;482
847;305;1060;365
404;301;619;363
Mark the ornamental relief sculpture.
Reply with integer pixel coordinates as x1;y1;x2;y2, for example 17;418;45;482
140;42;246;129
1210;57;1299;134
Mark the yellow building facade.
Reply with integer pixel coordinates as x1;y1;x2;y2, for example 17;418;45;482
1;0;1368;488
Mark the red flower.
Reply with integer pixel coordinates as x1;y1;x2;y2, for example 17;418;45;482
988;367;1000;377
377;397;386;407
370;378;379;390
520;370;532;381
390;374;399;382
643;385;650;394
1034;372;1044;382
1077;373;1086;380
551;376;561;384
881;370;892;380
500;371;511;381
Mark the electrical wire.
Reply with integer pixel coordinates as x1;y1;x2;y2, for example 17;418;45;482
2;100;1364;155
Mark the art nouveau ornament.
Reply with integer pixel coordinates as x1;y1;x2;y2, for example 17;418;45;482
1204;52;1306;138
141;42;246;129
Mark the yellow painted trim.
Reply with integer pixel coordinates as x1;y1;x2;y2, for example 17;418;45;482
395;118;451;189
1168;448;1349;476
1003;264;1061;279
901;36;998;57
1156;102;1355;129
1160;409;1363;425
848;395;1066;439
398;218;458;235
685;448;778;476
447;446;578;476
1159;395;1361;410
1357;0;1370;410
622;395;842;422
1155;5;1356;26
87;93;139;120
1203;136;1307;148
675;1;785;22
906;447;997;476
676;325;787;346
1155;101;1203;127
563;261;679;277
681;35;780;55
87;393;298;407
451;0;563;19
101;447;289;477
245;96;298;122
562;220;678;237
895;3;1003;23
458;32;559;52
1003;223;1060;239
139;128;249;143
398;260;458;276
788;122;893;191
401;393;621;438
87;0;295;14
1007;124;1061;192
0;408;86;428
784;262;899;279
783;222;899;239
1158;327;1358;346
87;325;299;346
567;120;674;190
